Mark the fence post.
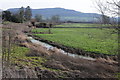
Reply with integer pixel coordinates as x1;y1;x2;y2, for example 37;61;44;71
7;32;11;66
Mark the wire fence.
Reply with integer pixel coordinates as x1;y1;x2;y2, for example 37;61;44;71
0;18;2;80
2;26;18;78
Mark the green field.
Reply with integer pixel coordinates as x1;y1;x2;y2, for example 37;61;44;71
32;28;118;55
55;23;112;27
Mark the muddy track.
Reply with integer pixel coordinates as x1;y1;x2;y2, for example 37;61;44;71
28;34;118;61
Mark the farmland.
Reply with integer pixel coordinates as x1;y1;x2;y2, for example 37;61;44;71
32;27;118;55
2;23;119;78
2;2;119;78
55;23;113;27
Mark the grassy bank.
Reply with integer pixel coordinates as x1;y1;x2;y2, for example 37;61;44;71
9;45;118;78
10;45;47;68
10;45;63;72
32;28;118;55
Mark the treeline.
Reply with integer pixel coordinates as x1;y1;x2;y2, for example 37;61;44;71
34;14;60;24
2;6;32;23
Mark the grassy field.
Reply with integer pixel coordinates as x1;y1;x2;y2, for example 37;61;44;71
32;28;118;55
55;23;112;27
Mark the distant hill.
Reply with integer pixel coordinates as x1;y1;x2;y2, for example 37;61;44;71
8;7;101;22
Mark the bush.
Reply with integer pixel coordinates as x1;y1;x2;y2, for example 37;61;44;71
2;21;11;25
36;23;48;28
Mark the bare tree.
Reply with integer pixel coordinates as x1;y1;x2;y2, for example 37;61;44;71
94;0;120;29
51;15;60;24
106;0;120;16
35;14;43;22
106;0;120;29
94;0;110;24
95;0;119;17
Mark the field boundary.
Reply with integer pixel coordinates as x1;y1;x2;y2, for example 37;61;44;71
37;26;117;28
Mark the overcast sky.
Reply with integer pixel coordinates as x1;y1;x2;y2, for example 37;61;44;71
0;0;100;13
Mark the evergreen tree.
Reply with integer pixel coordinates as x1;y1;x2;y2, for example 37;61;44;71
19;7;24;23
11;13;22;23
2;11;12;21
2;11;22;23
25;6;32;21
